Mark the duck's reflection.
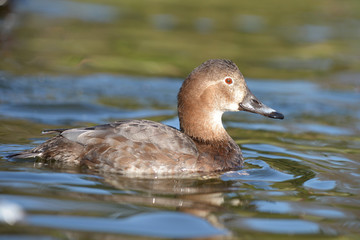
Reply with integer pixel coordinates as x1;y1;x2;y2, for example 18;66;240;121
98;174;242;232
33;161;248;238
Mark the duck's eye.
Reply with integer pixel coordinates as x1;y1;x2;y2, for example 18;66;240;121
225;77;233;85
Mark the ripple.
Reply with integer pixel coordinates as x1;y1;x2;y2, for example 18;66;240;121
253;200;349;219
227;121;287;132
27;212;227;238
0;103;174;125
0;171;99;186
221;159;296;182
291;123;352;135
243;218;321;234
0;194;120;213
304;177;337;191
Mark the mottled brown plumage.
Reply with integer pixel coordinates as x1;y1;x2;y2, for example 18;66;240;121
9;59;284;176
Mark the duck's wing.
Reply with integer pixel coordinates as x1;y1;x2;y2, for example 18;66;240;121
58;119;200;173
60;119;198;156
9;120;200;174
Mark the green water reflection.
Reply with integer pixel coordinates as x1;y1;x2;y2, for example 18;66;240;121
1;0;360;78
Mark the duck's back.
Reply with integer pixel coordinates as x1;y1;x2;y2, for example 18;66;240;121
21;120;200;174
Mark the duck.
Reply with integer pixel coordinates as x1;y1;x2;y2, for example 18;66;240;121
9;59;284;175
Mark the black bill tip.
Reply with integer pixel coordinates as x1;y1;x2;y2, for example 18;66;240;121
268;111;284;120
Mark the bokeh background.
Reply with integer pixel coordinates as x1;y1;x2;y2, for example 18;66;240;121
1;0;360;79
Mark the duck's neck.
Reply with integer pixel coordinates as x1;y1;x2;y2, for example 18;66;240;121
178;105;230;143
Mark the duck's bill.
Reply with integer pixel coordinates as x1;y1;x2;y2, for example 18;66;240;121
239;89;284;120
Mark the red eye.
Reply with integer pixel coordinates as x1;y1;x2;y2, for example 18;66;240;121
225;77;233;84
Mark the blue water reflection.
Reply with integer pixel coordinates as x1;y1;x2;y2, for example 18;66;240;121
16;0;118;22
27;212;227;238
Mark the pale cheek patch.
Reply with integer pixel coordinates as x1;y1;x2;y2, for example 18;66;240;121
224;88;244;111
234;88;245;103
226;102;240;111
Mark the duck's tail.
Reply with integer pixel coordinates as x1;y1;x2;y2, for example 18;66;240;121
7;129;66;159
6;151;42;159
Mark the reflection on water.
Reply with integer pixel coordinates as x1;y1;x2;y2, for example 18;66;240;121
0;72;359;239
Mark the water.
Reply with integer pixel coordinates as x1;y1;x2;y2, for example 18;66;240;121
0;73;359;239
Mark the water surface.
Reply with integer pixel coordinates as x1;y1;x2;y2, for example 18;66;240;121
0;73;359;239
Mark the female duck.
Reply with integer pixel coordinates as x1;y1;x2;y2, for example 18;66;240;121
10;59;284;175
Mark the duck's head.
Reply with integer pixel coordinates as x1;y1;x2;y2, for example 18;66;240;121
178;59;284;140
